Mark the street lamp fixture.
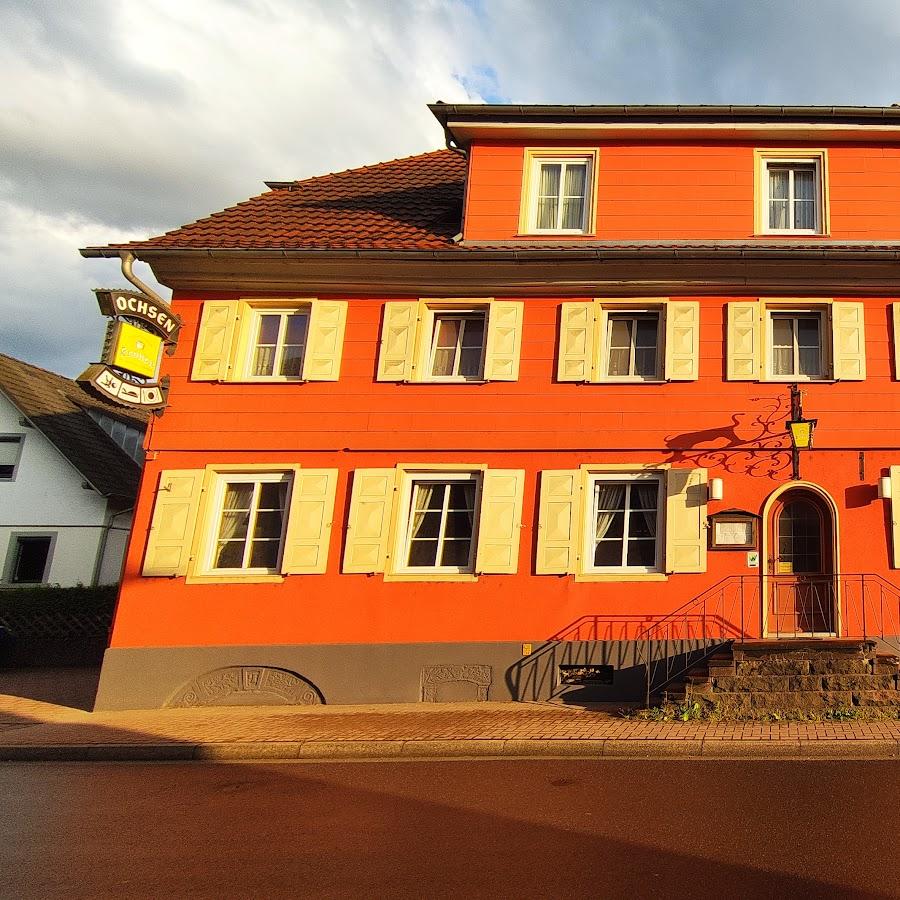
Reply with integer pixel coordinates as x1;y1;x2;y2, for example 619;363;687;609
786;383;817;480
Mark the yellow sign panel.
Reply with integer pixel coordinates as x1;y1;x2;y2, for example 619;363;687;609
110;321;163;379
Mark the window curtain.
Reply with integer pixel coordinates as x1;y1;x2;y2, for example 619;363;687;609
215;484;252;567
562;165;586;229
537;165;560;229
631;483;658;536
793;168;816;230
411;483;440;538
769;168;789;229
594;483;625;540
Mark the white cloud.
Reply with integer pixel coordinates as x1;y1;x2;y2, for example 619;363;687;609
0;200;169;375
3;0;900;374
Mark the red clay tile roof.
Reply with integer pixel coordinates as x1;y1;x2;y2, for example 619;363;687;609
0;354;146;500
99;149;466;252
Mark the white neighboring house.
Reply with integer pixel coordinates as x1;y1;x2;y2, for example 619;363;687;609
0;354;147;587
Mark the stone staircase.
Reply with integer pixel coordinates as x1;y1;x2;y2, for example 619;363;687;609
670;639;900;715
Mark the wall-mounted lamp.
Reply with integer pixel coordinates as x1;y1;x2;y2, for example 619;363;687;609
709;477;724;501
878;476;892;500
786;383;817;480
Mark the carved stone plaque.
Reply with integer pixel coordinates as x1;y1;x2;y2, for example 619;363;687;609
167;666;323;708
421;664;492;702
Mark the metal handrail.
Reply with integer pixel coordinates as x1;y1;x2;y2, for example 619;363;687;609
505;574;900;705
637;573;900;705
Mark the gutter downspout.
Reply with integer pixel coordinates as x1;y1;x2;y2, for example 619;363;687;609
91;505;134;588
119;251;168;306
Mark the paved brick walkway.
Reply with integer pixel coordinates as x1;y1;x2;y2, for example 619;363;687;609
1;693;899;760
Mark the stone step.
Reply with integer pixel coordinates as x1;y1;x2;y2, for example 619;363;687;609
669;640;900;714
702;674;898;693
736;656;874;676
733;639;877;658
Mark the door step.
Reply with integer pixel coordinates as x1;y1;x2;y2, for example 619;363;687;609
672;639;900;714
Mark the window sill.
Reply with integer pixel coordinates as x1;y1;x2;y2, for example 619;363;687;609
515;231;595;238
598;377;665;384
184;573;286;585
755;231;829;238
416;378;488;385
574;572;668;583
763;376;833;383
384;573;479;583
226;377;307;384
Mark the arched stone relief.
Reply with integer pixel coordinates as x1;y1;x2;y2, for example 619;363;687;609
421;664;492;702
167;666;324;708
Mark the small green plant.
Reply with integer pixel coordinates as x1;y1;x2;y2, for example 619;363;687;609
629;699;712;722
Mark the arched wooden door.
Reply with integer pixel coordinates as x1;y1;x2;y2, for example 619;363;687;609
766;489;835;636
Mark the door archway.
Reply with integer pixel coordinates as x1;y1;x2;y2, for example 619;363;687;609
763;485;837;637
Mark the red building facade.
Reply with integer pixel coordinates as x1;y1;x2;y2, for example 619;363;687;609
85;105;900;709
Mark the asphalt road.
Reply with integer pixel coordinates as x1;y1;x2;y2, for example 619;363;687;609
1;759;898;899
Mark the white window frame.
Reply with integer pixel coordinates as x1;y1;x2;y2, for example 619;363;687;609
583;473;664;575
765;308;829;381
4;532;56;584
521;149;598;236
756;150;828;236
394;471;482;575
243;306;310;382
0;435;24;482
426;310;488;382
602;310;664;382
200;472;292;576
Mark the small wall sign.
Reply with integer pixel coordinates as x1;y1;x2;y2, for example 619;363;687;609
747;551;759;568
77;288;182;412
708;509;759;550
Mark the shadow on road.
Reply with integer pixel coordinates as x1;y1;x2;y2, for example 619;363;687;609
0;702;898;898
0;665;101;711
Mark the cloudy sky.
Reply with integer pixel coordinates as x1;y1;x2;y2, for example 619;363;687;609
4;0;900;375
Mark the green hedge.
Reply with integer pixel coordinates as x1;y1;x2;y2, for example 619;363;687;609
0;585;117;615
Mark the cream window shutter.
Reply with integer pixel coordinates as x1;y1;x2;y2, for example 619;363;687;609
142;470;204;576
342;469;396;573
281;468;338;575
664;301;700;381
535;470;582;575
557;302;595;382
726;301;761;381
893;304;900;380
484;301;524;381
831;302;866;381
191;301;240;381
890;466;900;569
376;302;418;382
475;469;525;574
302;301;347;381
665;468;708;574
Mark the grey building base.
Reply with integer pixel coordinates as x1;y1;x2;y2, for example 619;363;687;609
93;639;651;710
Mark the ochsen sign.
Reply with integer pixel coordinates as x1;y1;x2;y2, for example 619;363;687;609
95;289;181;341
78;288;182;412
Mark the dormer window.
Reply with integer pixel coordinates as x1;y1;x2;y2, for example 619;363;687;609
522;150;597;235
755;149;829;236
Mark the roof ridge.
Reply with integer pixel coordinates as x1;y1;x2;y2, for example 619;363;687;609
285;148;453;188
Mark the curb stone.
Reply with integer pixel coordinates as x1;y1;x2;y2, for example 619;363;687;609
1;738;898;762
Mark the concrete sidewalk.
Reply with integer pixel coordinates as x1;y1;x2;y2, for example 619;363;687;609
2;693;900;761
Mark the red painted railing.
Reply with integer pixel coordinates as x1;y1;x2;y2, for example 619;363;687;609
636;574;900;705
505;575;900;705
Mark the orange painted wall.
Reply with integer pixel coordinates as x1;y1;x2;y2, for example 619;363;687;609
463;141;900;241
110;292;900;649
